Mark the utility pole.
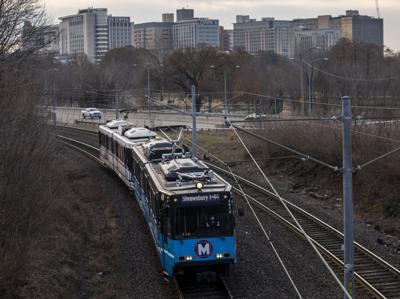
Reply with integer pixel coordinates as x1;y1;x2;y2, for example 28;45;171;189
147;66;151;118
191;85;197;158
342;96;355;299
115;91;119;119
308;64;312;117
52;84;56;126
299;55;305;116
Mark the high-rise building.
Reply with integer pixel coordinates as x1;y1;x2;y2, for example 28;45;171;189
108;16;133;50
59;8;133;63
162;13;174;23
341;10;383;45
233;17;293;57
173;18;219;49
233;10;383;57
134;22;174;54
294;28;341;53
176;8;194;22
219;26;233;52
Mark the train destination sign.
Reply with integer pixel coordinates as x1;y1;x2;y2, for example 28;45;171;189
181;194;220;204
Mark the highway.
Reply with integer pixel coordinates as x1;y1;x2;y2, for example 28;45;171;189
54;107;242;129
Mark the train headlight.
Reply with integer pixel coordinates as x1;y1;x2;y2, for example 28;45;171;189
196;182;203;190
216;253;223;259
179;256;193;261
173;198;178;203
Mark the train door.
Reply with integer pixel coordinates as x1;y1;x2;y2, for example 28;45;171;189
160;204;169;270
125;148;134;183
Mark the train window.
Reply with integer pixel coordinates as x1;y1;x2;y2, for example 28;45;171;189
126;149;133;171
175;205;233;238
160;208;170;236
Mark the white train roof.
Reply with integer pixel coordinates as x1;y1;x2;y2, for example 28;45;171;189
124;127;157;139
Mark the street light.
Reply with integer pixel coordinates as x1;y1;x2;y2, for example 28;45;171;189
307;57;328;116
210;65;240;126
133;63;163;118
290;46;325;116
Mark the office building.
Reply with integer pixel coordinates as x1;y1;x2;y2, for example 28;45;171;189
134;22;174;53
162;13;174;23
341;10;383;45
173;18;219;49
233;17;293;57
108;16;133;50
233;10;383;57
219;27;233;52
59;8;133;63
294;28;341;53
176;8;194;22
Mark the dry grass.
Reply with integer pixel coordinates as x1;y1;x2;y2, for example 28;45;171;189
192;123;400;234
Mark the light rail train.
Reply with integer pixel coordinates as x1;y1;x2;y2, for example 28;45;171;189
98;120;236;278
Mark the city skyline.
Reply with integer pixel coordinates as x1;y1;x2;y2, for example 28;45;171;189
42;0;400;51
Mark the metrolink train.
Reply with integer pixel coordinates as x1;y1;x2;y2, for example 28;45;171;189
98;120;236;277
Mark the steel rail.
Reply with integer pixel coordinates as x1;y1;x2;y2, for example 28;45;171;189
56;125;99;135
56;133;235;299
174;275;233;299
56;135;102;165
56;127;400;298
206;162;400;298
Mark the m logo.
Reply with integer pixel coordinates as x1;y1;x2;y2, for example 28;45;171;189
195;240;212;258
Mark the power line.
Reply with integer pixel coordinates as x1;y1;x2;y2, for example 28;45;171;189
167;127;304;298
302;60;399;82
232;125;339;171
226;118;352;298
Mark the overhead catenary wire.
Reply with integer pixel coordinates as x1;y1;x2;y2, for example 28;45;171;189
302;59;399;82
226;118;353;299
166;128;304;298
232;124;340;171
357;145;400;170
241;91;400;112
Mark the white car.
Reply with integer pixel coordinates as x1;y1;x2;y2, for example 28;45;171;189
82;108;102;119
244;113;267;120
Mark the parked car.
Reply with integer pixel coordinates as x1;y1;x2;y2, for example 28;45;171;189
82;108;102;119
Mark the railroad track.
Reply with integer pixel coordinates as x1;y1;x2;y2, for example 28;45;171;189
174;275;233;299
55;128;235;299
57;125;400;298
206;162;400;299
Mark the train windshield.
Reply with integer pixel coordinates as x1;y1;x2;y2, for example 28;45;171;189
175;205;233;238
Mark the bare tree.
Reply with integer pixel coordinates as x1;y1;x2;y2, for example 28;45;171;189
0;0;50;61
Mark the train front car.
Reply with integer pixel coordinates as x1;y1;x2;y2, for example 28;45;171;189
156;158;236;279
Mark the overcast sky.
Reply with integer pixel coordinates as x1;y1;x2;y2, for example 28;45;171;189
42;0;400;51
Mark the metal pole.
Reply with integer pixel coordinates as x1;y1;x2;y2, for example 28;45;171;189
52;84;56;126
191;85;197;158
224;70;227;126
147;67;150;118
342;96;355;299
300;55;305;115
308;64;312;116
115;91;119;119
